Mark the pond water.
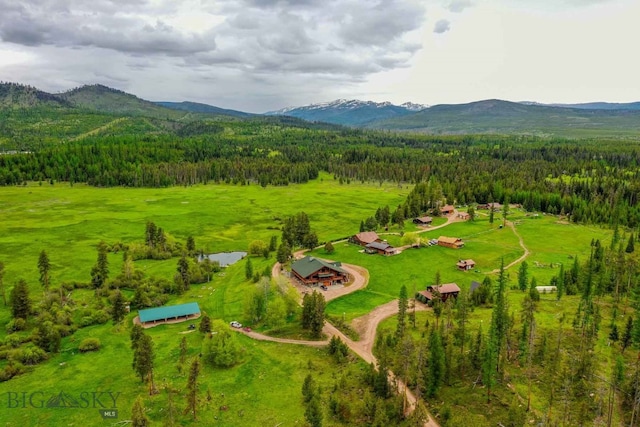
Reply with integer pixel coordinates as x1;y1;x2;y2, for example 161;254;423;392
198;251;247;267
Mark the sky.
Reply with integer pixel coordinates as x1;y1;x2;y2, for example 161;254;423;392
0;0;638;113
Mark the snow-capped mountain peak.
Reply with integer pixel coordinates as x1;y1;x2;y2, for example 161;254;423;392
267;99;428;115
265;99;430;126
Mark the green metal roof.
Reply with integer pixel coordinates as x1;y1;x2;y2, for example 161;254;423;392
291;256;347;279
138;302;200;323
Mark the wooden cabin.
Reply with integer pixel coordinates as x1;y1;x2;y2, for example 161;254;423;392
291;256;348;287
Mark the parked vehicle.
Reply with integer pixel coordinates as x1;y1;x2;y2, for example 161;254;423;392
320;285;328;291
242;327;252;332
230;321;242;328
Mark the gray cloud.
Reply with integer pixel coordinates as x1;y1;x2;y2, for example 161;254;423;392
0;0;214;55
434;19;451;34
0;0;428;112
448;1;474;12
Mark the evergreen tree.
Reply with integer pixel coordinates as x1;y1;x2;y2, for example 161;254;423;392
130;323;144;351
467;205;476;221
324;241;334;254
529;276;540;301
374;366;391;398
396;285;408;339
627;233;635;253
310;291;325;339
517;261;528;292
10;279;31;320
90;241;109;288
426;328;445;397
184;358;200;420
303;231;319;250
145;222;157;247
470;325;483;372
38;250;51;293
112;290;127;325
359;220;365;233
131;396;150;427
609;324;619;342
199;315;211;333
177;254;190;291
269;235;278;252
302;291;325;338
245;258;253;280
489;207;494;224
186;236;195;254
305;395;323;427
0;261;5;306
302;373;316;403
276;243;291;264
483;258;508;402
502;197;510;226
133;332;155;385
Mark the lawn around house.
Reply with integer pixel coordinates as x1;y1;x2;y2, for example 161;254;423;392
322;211;612;321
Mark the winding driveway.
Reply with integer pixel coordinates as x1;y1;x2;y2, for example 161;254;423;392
246;210;514;427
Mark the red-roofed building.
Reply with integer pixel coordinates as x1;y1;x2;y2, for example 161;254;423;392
351;231;380;246
457;259;476;271
416;283;461;304
441;205;455;215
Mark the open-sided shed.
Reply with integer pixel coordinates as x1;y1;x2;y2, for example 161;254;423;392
138;302;201;327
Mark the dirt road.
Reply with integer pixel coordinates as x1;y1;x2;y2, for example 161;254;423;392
239;298;438;426
488;220;530;273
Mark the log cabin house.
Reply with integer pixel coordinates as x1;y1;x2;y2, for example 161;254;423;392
291;256;348;287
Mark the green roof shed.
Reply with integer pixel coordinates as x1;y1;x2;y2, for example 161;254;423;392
138;302;201;324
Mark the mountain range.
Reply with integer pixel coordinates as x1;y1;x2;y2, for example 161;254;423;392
266;99;428;126
1;82;640;137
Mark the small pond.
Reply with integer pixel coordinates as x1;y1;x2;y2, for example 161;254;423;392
198;251;247;267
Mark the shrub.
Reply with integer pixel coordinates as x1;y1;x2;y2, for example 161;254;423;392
0;362;25;382
5;318;26;333
78;309;110;327
13;344;47;365
79;338;101;353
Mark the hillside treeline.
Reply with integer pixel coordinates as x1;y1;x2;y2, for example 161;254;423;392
2;122;640;226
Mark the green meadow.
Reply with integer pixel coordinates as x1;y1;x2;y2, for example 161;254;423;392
1;317;370;426
0;174;617;425
0;172;408;299
0;174;408;425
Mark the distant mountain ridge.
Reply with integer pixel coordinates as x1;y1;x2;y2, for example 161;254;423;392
366;99;640;136
549;101;640;111
0;82;71;108
156;101;253;118
266;99;429;126
2;81;640;137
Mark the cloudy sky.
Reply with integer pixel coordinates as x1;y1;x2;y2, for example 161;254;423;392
0;0;638;112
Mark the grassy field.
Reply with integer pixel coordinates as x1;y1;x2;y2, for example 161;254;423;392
1;314;370;426
0;172;408;298
322;210;611;321
0;174;408;425
0;176;619;425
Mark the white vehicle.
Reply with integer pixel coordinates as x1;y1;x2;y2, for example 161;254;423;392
230;321;242;328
